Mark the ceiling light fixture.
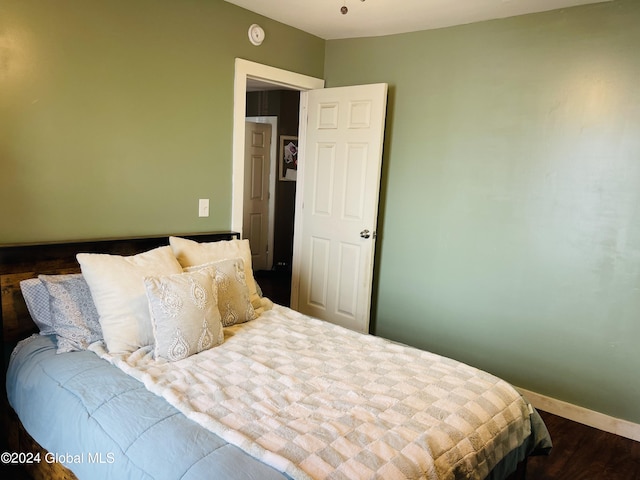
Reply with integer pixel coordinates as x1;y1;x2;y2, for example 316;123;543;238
341;0;365;15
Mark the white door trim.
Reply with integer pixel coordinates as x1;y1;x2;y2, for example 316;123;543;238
232;59;324;235
290;94;309;310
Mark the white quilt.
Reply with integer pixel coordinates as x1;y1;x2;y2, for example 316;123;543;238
91;305;531;480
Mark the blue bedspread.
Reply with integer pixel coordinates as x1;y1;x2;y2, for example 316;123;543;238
6;334;289;480
6;334;550;480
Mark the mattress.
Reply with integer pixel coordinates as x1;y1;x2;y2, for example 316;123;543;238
6;306;551;480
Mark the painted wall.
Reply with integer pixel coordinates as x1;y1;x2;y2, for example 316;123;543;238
0;0;324;243
325;0;640;424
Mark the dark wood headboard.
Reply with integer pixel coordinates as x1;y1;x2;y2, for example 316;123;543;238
0;231;238;365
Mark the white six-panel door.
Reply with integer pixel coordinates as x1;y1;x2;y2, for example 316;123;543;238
291;83;388;333
243;121;272;271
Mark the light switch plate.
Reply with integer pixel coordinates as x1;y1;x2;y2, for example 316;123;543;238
198;198;209;217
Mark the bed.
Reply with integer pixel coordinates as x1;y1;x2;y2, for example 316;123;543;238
1;232;551;480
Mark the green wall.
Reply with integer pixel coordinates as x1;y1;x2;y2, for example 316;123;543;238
325;0;640;424
0;0;324;243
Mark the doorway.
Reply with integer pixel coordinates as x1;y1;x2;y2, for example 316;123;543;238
234;61;388;330
245;91;300;274
231;59;324;233
232;59;325;305
245;94;298;306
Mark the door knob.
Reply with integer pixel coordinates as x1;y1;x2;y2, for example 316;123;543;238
360;229;371;239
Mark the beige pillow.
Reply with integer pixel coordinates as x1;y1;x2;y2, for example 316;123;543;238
169;237;263;314
145;267;224;361
77;246;183;354
186;258;256;326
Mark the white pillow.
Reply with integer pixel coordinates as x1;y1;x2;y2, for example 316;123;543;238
77;246;183;354
145;267;224;362
169;237;264;314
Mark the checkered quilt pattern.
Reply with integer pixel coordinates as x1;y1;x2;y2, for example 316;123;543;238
93;305;532;480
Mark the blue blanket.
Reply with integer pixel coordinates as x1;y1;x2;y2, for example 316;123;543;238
6;334;289;480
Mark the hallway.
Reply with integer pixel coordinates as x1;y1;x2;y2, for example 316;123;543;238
255;269;292;307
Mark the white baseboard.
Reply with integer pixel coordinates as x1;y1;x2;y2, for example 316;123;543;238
517;387;640;443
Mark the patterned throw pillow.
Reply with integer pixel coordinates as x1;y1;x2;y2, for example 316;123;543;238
168;237;263;314
145;267;224;362
186;258;256;326
38;274;103;354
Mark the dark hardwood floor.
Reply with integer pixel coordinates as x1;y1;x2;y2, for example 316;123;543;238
527;410;640;479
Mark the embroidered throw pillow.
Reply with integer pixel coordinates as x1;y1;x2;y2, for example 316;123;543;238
145;268;224;362
39;274;103;353
186;258;256;326
168;237;264;314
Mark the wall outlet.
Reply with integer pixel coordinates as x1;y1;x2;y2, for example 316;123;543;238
198;198;210;217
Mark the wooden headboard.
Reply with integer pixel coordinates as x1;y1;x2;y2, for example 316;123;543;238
0;231;238;370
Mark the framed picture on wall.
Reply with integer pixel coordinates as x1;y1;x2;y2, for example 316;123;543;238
279;135;298;181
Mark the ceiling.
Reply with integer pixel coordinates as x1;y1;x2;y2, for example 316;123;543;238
225;0;611;40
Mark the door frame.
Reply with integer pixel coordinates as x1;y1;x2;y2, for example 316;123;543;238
231;59;324;235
